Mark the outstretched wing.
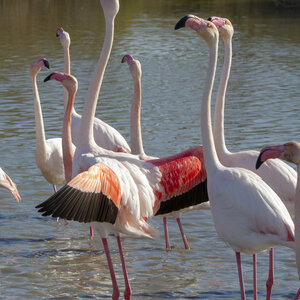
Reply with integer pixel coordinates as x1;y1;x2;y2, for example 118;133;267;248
36;163;121;224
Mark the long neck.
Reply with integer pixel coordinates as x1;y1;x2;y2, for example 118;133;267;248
78;16;115;148
213;36;232;158
201;34;222;174
63;44;77;116
295;165;300;280
62;88;75;182
63;45;70;109
31;74;47;159
130;77;144;155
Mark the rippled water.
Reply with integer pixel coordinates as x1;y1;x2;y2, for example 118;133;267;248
1;0;300;299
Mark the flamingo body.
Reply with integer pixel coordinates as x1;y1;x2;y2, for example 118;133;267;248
209;16;297;216
30;58;75;190
176;15;295;299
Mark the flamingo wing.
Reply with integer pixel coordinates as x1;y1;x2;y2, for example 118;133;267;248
36;162;121;224
150;146;208;215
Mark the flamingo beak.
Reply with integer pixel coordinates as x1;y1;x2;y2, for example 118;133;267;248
44;73;55;82
43;59;50;69
256;145;285;169
175;15;193;30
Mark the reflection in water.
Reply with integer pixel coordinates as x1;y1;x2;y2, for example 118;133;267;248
0;0;300;299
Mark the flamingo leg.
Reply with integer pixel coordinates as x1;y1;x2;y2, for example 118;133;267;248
101;237;120;300
163;217;171;249
295;288;300;300
266;248;274;300
253;253;257;300
90;226;94;239
176;217;190;250
116;235;131;300
235;252;246;300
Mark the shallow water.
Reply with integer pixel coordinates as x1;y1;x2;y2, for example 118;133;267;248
1;0;300;299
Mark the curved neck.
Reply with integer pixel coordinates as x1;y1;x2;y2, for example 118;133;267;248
130;77;144;155
31;74;47;156
62;88;75;182
213;36;232;158
78;16;115;148
201;34;222;174
295;165;300;280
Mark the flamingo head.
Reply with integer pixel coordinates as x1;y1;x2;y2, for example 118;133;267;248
175;15;219;45
256;141;300;169
0;168;21;202
208;16;234;40
100;0;119;20
56;27;71;48
44;71;78;94
122;54;142;80
29;58;50;77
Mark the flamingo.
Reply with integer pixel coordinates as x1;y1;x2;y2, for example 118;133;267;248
30;58;75;193
122;54;209;250
36;2;208;298
175;14;296;300
56;27;131;153
208;15;298;297
256;142;300;300
0;167;21;202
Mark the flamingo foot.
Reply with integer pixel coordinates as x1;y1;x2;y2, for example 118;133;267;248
124;288;132;300
56;217;59;223
294;288;300;300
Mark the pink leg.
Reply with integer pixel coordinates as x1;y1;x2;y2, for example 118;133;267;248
116;235;132;300
266;248;274;300
90;226;94;239
163;217;171;249
176;218;190;250
253;254;257;300
235;252;246;300
295;288;300;300
101;238;120;300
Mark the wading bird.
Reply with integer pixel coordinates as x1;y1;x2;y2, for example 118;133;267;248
175;14;295;300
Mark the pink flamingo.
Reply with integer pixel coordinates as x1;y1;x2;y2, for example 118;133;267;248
122;54;209;250
56;27;131;153
0;167;21;202
36;2;207;299
37;70;208;299
175;14;295;300
256;142;300;299
30;58;75;193
209;16;297;298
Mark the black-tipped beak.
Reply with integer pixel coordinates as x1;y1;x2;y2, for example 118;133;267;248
44;73;54;82
255;152;264;170
56;33;59;37
121;55;126;63
175;15;192;30
43;59;50;69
